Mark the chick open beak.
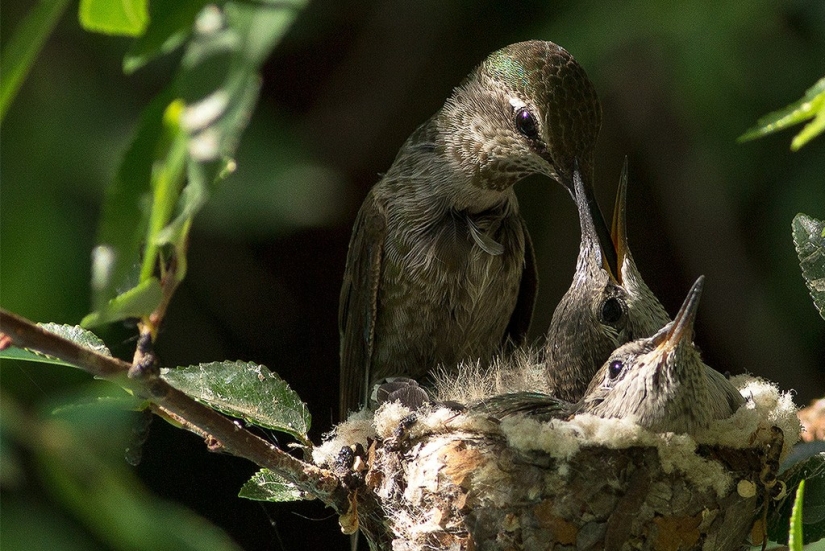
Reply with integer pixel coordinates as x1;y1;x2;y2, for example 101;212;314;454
610;158;631;285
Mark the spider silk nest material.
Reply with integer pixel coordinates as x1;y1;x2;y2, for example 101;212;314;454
316;352;799;474
313;352;800;551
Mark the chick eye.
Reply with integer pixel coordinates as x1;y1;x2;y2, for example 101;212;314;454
515;108;539;139
608;360;624;379
599;297;625;326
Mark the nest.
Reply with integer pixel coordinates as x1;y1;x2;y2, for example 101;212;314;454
315;376;799;551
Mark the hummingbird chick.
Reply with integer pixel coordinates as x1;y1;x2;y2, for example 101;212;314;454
543;161;670;402
339;41;606;419
579;276;745;435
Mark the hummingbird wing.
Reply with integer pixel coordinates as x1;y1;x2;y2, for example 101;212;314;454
469;391;573;421
339;191;386;420
504;220;538;346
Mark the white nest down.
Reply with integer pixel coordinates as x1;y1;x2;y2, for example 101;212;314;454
314;354;800;499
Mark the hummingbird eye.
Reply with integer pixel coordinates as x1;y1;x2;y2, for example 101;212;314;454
608;360;624;379
599;297;626;327
515;108;539;139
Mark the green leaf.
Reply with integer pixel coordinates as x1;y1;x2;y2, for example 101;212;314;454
124;0;210;74
139;100;190;283
0;323;111;368
146;1;302;283
791;103;825;151
224;0;307;66
769;452;825;545
82;276;163;328
93;91;171;310
160;361;311;442
792;214;825;321
790;479;805;551
1;393;243;551
238;469;308;502
79;0;149;37
39;323;112;356
739;77;825;150
176;1;303;167
91;0;307;324
0;0;71;122
51;395;144;417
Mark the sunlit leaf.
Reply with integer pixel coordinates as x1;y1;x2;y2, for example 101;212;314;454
791;104;825;151
739;77;825;150
0;323;111;368
146;1;300;282
93;91;171;310
792;214;825;321
39;323;112;356
79;0;149;37
0;0;70;122
177;1;302;169
90;98;188;318
51;395;143;417
124;0;210;74
82;277;163;328
161;361;311;442
92;0;307;324
238;469;309;502
139;100;189;283
790;479;805;551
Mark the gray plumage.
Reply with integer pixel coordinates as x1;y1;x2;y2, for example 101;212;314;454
468;391;574;422
580;276;745;435
339;41;604;419
466;278;743;435
543;161;670;402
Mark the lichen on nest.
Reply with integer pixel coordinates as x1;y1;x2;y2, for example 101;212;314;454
316;362;799;473
315;371;799;550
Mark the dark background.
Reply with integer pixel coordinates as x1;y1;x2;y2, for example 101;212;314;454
2;1;824;550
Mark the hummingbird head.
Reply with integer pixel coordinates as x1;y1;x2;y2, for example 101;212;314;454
543;165;630;401
580;277;712;434
609;159;671;337
440;40;601;196
543;162;673;402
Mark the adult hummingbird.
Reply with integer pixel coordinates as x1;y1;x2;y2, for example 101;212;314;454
339;41;609;419
579;276;745;435
543;162;670;402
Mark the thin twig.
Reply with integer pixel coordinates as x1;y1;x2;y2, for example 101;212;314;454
0;308;348;512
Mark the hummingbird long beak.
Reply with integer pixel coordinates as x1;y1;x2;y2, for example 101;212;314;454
656;276;705;353
610;158;630;284
572;161;619;280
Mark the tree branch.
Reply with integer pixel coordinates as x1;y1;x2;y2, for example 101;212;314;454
0;308;348;512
